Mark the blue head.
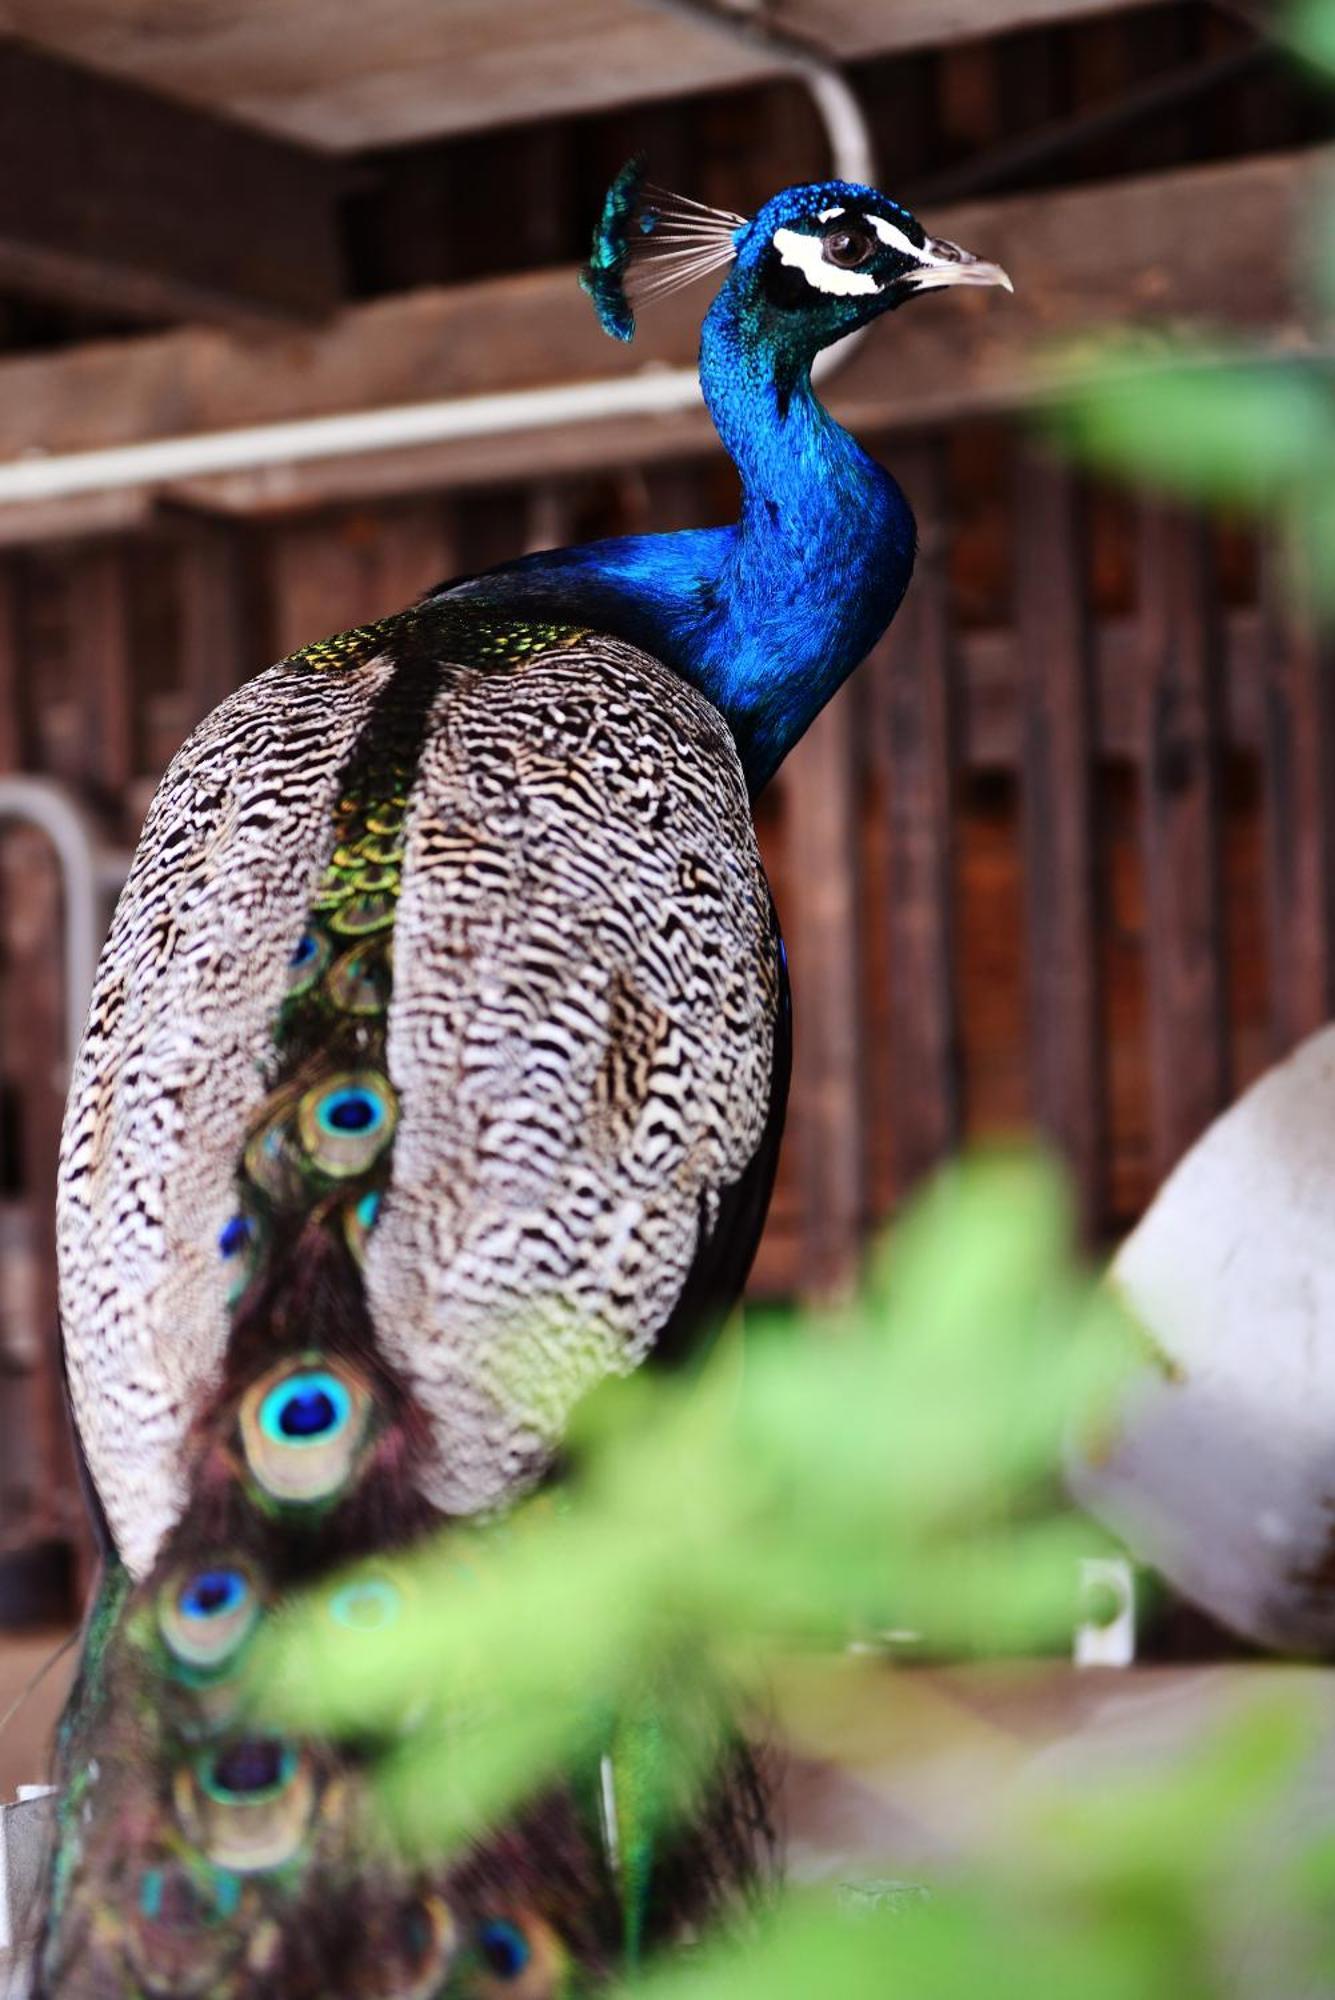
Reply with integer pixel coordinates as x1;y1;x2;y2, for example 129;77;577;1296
719;178;1011;377
561;167;1015;788
583;163;1010;371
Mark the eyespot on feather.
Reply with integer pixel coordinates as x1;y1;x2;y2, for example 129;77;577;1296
467;1913;568;2000
285;927;330;997
175;1738;315;1873
327;1572;404;1633
357;1895;458;2000
296;1071;398;1177
239;1356;372;1505
327;940;392;1017
124;1860;248;1997
344;1186;382;1264
158;1563;261;1674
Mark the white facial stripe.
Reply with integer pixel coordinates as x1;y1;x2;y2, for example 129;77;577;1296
867;212;926;258
772;225;880;297
816;205;845;223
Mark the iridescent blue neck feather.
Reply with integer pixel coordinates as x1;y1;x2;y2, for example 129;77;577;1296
441;173;1012;795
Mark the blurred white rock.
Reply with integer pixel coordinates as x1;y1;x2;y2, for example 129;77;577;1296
1069;1024;1335;1654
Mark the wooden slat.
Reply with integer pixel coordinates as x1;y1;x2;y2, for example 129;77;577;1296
269;501;454;658
0;41;342;326
0;564;24;773
1259;534;1335;1051
0;151;1309;535
780;680;867;1301
869;440;962;1193
0;831;79;1550
64;546;136;819
1015;451;1102;1232
176;520;255;726
2;0;1161;150
1137;504;1228;1181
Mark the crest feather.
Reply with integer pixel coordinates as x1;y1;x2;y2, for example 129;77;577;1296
580;158;743;343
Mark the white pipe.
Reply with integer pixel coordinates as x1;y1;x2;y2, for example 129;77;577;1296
0;776;106;1068
0;35;874;513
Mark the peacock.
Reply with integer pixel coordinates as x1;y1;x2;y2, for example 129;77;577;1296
35;162;1010;1997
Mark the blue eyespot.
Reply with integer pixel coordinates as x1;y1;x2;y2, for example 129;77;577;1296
259;1369;351;1445
289;932;318;969
478;1920;531;1980
204;1737;294;1803
329;1577;401;1632
297;1072;397;1178
356;1190;381;1230
217;1214;251;1260
159;1562;260;1671
180;1569;247;1622
318;1087;382;1137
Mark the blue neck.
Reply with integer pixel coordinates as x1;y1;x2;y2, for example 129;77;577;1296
446;293;915;794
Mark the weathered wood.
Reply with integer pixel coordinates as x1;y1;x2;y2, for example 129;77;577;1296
5;0;1161;149
0;151;1311;534
0;831;79;1552
0;566;24;773
1015;451;1102;1232
781;680;867;1301
64;547;136;820
176;520;255;725
269;502;454;658
0;42;343;326
869;440;962;1194
1137;504;1228;1181
1259;534;1335;1050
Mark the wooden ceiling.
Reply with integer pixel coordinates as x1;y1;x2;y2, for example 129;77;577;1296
0;0;1155;150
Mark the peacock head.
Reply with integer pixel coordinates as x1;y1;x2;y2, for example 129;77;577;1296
581;159;1011;361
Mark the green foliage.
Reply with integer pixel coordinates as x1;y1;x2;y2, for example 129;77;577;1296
1050;343;1335;506
249;1154;1122;1856
233;1149;1335;1993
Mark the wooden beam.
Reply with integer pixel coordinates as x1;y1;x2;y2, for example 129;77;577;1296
869;441;962;1194
4;0;1163;151
780;680;867;1301
1137;505;1229;1182
0;41;343;327
0;148;1314;535
1015;450;1103;1237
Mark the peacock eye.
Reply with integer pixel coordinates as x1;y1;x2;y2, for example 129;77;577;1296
158;1563;260;1672
478;1918;531;1979
822;223;875;269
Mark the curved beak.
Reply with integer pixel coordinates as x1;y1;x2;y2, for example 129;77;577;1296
906;235;1013;295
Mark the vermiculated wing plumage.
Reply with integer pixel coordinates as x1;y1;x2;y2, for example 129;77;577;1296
41;601;785;1997
58;606;782;1579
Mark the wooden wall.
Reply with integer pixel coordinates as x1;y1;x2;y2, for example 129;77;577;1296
0;411;1324;1590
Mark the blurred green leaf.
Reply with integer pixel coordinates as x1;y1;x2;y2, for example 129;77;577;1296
1050;347;1335;504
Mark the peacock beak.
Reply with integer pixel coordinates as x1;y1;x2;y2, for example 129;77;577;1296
906;235;1013;295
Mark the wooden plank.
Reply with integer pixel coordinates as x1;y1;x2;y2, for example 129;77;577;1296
0;831;80;1553
1259;534;1335;1051
869;440;962;1194
0;42;342;327
3;0;1161;150
780;680;867;1301
0;149;1308;535
175;520;255;725
1137;504;1228;1181
64;546;136;820
1015;452;1102;1233
268;501;454;658
0;565;24;773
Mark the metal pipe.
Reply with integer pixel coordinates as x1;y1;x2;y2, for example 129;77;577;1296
0;777;108;1069
0;13;874;514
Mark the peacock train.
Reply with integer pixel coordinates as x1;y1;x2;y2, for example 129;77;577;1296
35;162;1010;1998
